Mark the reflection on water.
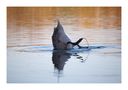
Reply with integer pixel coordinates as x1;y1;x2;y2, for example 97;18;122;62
52;49;90;71
52;50;71;72
52;50;90;83
7;7;121;83
52;50;71;83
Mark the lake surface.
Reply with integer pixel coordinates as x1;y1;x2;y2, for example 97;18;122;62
7;7;121;83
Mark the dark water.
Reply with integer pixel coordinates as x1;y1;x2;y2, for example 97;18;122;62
7;7;121;83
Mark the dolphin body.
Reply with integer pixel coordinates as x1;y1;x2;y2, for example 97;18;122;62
52;21;73;50
52;21;84;50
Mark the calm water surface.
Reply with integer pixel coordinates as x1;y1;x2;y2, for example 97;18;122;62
7;7;121;83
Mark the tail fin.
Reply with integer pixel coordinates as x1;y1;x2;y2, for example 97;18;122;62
75;38;83;45
67;38;83;48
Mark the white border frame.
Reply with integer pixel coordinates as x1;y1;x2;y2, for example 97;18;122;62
0;0;128;90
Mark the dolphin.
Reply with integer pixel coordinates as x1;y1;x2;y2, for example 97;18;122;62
52;21;84;50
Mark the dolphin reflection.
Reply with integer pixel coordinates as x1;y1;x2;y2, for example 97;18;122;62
52;50;90;82
52;50;71;72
